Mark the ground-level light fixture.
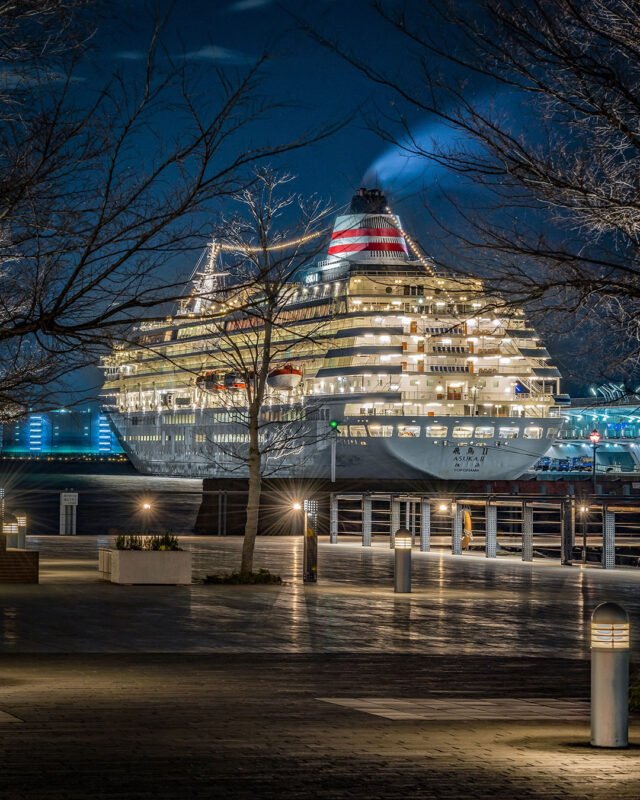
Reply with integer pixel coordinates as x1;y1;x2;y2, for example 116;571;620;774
591;601;629;748
394;527;412;593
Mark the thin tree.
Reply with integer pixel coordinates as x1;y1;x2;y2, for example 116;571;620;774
195;170;333;577
307;0;640;384
0;1;344;420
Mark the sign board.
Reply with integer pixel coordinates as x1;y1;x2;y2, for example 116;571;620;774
60;491;78;535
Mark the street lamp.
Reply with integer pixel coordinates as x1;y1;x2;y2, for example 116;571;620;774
329;420;340;483
140;501;152;534
579;505;588;563
589;429;602;495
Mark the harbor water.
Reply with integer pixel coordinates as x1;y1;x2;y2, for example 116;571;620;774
0;461;203;535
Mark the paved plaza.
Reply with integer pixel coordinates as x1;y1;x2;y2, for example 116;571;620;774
0;536;638;798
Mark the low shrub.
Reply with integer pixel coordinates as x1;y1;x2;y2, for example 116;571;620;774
146;533;181;551
115;533;182;552
203;568;283;585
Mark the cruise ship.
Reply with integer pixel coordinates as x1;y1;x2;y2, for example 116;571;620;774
100;188;567;479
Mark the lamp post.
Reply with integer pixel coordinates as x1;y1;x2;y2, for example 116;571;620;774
302;499;318;583
329;420;340;483
141;501;152;535
579;505;588;564
589;429;602;496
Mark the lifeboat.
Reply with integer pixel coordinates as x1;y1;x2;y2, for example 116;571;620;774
196;371;225;391
224;372;246;390
267;364;303;391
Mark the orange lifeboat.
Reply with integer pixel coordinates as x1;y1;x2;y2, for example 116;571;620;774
224;372;246;390
196;371;225;391
267;364;303;391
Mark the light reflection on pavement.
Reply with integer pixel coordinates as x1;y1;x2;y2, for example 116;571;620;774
0;535;636;657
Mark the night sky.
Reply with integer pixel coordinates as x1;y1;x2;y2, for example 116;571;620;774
92;0;484;236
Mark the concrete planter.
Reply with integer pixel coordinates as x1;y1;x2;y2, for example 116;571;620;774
99;549;192;585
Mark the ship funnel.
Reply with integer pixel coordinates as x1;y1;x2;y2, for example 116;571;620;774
349;187;388;214
326;187;409;264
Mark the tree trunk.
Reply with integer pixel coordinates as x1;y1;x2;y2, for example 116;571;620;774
240;428;261;578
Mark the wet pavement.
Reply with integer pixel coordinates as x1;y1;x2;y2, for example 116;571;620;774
3;534;639;657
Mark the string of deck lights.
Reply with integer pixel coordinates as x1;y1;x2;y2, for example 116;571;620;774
217;231;323;253
384;206;436;277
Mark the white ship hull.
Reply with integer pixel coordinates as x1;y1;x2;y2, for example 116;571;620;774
106;408;558;480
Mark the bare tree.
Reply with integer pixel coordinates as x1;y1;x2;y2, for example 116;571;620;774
195;169;332;577
307;0;640;384
0;1;344;420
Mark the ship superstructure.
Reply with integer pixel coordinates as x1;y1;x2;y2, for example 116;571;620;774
101;188;566;478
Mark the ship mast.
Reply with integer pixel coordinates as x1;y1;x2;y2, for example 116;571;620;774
181;239;226;316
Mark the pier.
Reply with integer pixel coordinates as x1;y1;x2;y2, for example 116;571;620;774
198;476;640;570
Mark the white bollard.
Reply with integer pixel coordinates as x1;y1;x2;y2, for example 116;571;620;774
591;602;629;748
394;528;412;593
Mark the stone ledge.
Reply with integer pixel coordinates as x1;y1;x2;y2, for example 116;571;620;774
0;550;39;583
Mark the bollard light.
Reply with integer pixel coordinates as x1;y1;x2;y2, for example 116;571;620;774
591;601;629;748
394;534;412;550
394;527;412;593
591;614;629;650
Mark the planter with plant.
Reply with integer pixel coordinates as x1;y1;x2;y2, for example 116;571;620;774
99;534;191;585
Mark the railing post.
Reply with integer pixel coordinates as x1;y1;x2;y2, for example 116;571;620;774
522;502;534;562
390;496;401;549
362;493;372;547
485;502;497;558
329;493;338;544
452;503;462;555
602;507;616;570
420;499;431;552
561;497;575;565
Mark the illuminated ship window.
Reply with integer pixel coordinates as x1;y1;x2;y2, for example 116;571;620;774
368;425;393;438
426;425;448;438
452;426;474;439
349;426;367;437
474;426;495;439
398;425;420;438
499;427;519;439
546;428;559;438
523;426;542;439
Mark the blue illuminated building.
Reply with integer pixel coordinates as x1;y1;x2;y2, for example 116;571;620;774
1;409;123;456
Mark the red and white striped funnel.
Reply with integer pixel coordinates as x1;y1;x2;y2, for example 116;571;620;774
326;188;408;263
